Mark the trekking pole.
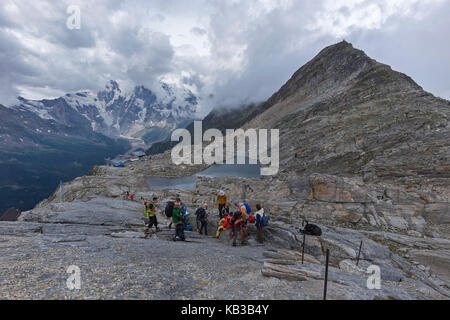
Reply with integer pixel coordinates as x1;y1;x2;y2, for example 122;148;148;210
323;248;329;300
356;240;363;266
301;232;306;264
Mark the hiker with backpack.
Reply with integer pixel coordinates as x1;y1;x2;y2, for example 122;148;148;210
182;210;192;231
216;190;228;218
143;197;161;234
165;200;174;229
195;204;210;235
234;201;251;237
180;201;191;231
125;191;135;201
230;210;247;246
166;197;181;229
255;204;268;243
172;200;185;241
215;212;232;238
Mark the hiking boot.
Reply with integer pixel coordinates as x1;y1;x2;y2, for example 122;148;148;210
155;227;161;233
144;228;150;235
241;240;248;246
232;242;237;247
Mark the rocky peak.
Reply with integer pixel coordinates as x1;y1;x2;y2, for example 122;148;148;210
105;80;121;92
133;85;156;102
265;41;421;109
97;80;121;104
241;41;448;179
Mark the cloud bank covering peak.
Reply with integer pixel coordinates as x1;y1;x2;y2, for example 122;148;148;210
1;0;449;115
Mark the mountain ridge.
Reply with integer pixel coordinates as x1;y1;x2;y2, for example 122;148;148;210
9;80;199;146
240;41;449;184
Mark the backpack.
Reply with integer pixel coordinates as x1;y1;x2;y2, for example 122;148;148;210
143;202;153;215
165;201;174;218
219;206;228;218
223;216;232;229
231;211;242;228
302;220;322;236
243;203;252;214
196;208;207;221
175;223;185;241
262;212;270;227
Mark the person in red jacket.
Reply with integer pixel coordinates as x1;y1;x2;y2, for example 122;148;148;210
215;214;232;238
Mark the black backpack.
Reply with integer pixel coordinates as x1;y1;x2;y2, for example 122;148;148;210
231;211;242;226
196;208;206;221
174;223;185;241
302;220;322;236
219;206;229;218
165;201;174;218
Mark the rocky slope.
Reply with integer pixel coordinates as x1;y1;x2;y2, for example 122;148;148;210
0;41;448;300
0;152;446;299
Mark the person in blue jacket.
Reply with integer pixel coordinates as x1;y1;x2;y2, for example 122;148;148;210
255;204;267;243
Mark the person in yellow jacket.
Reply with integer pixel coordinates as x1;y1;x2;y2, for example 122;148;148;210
216;190;228;218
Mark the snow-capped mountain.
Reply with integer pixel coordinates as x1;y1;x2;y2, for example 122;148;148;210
9;80;199;144
0;80;198;213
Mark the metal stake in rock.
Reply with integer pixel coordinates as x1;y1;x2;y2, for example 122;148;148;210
356;240;363;266
323;248;329;300
301;232;306;264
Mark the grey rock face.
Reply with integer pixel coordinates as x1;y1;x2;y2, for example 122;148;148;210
238;41;449;238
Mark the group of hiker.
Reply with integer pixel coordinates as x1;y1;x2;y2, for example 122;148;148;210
142;190;270;246
124;191;136;201
214;200;268;246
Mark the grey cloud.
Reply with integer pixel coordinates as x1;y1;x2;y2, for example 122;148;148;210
0;0;449;110
202;0;450;109
182;73;204;90
191;27;207;36
345;1;450;100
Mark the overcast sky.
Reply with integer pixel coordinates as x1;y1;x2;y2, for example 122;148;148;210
1;0;449;115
